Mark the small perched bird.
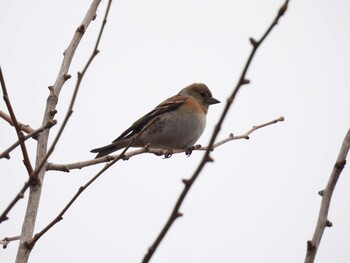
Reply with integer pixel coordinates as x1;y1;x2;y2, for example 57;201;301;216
91;83;220;158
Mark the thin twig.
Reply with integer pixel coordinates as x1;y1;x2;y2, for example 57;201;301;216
0;109;36;137
201;116;285;150
29;0;113;183
0;120;56;159
142;1;289;262
0;179;34;223
0;235;21;249
304;128;350;263
0;122;56;223
16;1;103;262
25;115;158;249
46;116;284;172
0;0;106;227
0;67;33;174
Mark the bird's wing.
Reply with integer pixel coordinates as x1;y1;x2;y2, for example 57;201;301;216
112;94;186;142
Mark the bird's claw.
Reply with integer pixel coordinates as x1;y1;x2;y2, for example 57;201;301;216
164;149;173;159
185;146;195;157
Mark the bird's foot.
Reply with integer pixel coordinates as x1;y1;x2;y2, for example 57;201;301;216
185;146;195;157
163;149;173;159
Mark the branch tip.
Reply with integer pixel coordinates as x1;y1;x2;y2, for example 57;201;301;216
318;190;324;197
64;74;71;81
278;1;289;16
182;179;190;186
307;240;316;251
176;212;183;218
206;155;214;162
77;24;86;33
335;159;346;169
0;216;9;222
242;78;250;85
326;220;333;227
249;37;258;47
49;109;57;117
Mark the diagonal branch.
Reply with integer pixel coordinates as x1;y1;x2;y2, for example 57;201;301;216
25;115;159;249
0;109;36;137
0;67;33;174
0;178;35;224
0;120;56;160
141;1;289;262
304;128;350;263
0;124;56;224
46;116;284;172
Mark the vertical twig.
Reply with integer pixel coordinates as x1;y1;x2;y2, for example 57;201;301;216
0;67;33;173
142;1;289;262
304;128;350;263
15;1;103;263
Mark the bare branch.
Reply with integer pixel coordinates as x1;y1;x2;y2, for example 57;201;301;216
0;179;34;224
47;116;284;172
0;109;36;137
0;122;56;223
0;67;33;174
29;0;113;183
0;120;56;160
142;1;289;262
25;115;158;249
16;1;103;262
0;235;20;249
201;116;285;150
304;128;350;263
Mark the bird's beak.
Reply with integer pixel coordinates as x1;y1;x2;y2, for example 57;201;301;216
206;97;220;105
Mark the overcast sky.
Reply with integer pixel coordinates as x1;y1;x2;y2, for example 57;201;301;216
1;0;350;262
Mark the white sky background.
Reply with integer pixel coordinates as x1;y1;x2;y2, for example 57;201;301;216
1;0;350;262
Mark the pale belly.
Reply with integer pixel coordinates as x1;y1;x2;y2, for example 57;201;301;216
138;110;206;150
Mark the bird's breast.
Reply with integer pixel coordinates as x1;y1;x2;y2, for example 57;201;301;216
139;107;206;150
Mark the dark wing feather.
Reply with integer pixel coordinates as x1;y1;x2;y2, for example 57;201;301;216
112;95;186;142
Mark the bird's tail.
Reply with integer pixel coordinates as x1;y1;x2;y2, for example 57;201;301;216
90;140;129;158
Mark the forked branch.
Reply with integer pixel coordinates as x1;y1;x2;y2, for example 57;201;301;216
16;1;105;262
0;110;35;137
0;67;33;174
25;116;159;249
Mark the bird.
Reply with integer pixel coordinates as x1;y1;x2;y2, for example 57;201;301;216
91;83;220;158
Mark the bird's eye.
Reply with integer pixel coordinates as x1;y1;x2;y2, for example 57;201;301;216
199;91;206;97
